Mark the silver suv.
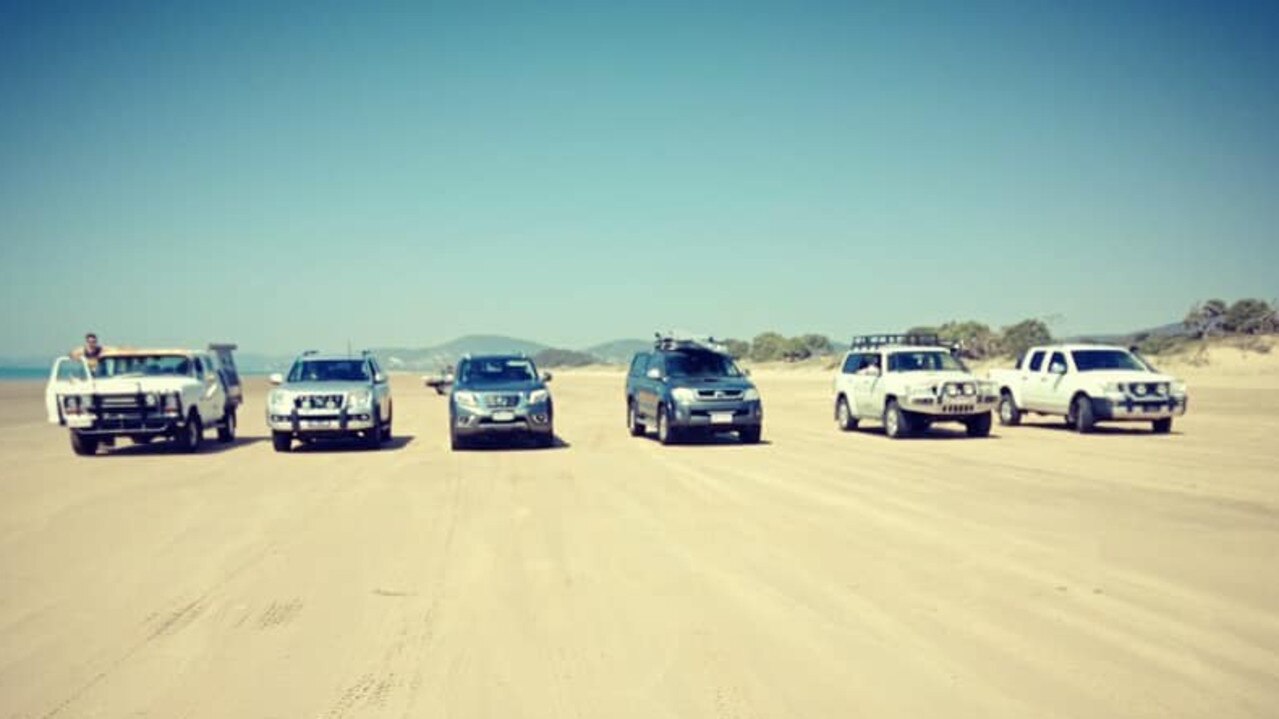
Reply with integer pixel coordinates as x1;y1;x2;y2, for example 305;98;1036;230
266;351;393;452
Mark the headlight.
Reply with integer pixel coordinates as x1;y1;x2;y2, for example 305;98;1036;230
528;389;549;404
269;391;293;411
1103;382;1123;394
347;389;372;408
1172;381;1187;395
907;385;936;396
1154;383;1169;396
944;384;960;397
454;391;479;407
163;392;181;411
743;388;760;401
977;381;996;395
144;393;158;407
671;387;697;404
1132;383;1148;397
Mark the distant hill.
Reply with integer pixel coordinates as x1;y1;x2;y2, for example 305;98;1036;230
372;335;549;371
583;339;650;364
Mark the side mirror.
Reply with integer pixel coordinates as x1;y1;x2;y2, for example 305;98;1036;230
646;367;662;380
868;366;882;377
541;371;553;383
743;368;752;377
374;372;387;384
269;373;284;385
1050;364;1067;375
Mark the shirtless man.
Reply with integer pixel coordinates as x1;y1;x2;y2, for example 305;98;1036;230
70;332;105;369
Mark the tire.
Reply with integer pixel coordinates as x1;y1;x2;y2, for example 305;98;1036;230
272;431;292;452
70;432;99;456
177;413;203;453
1072;395;1096;434
450;430;469;451
966;412;993;438
657;405;679;445
364;416;383;450
382;404;393;442
535;429;555;448
739;425;762;444
836;396;858;432
216;410;236;443
883;399;913;439
997;391;1022;426
627;401;646;437
1152;417;1173;434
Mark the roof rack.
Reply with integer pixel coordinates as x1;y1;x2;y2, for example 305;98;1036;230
655;332;728;355
850;334;943;350
301;349;319;357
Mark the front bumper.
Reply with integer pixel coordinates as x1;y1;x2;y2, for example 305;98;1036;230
670;400;763;429
65;410;186;436
268;409;376;435
453;401;553;436
1093;395;1188;421
904;395;998;417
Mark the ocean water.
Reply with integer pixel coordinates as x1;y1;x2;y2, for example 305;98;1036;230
0;367;47;381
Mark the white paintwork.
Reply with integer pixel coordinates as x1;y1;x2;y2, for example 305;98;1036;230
988;344;1188;423
832;345;998;425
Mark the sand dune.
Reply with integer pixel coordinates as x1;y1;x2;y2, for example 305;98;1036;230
1;371;1277;717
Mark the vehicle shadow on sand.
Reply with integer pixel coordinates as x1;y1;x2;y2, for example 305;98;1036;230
1016;422;1177;437
289;435;417;453
644;434;773;448
848;426;1000;441
452;435;571;452
95;437;267;457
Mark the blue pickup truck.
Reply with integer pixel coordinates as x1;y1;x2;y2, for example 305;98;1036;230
625;335;763;445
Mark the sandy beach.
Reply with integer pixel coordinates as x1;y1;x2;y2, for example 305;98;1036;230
1;355;1278;717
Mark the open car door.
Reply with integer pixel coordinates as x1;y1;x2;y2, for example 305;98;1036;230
45;356;91;425
208;343;243;408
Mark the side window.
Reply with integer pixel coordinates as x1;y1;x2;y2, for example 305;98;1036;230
1028;351;1046;372
629;354;649;377
1048;352;1068;374
57;360;89;382
192;357;204;375
841;354;859;374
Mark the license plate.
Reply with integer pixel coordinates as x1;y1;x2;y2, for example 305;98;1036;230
492;411;516;422
710;412;734;425
302;419;337;429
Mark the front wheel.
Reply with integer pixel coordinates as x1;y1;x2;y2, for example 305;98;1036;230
883;400;913;439
739;426;762;444
71;432;99;456
1072;395;1096;434
272;431;292;452
965;412;993;438
627;401;646;437
836;396;858;432
1152;417;1173;434
176;414;203;453
997;391;1022;426
217;410;236;443
657;405;679;445
535;429;555;448
364;417;384;450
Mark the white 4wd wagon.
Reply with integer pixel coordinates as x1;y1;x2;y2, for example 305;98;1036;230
833;335;998;439
46;344;242;455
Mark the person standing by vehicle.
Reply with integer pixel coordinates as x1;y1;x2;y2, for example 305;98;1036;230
70;332;105;370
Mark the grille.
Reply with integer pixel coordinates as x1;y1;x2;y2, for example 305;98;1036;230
295;394;345;410
942;405;976;414
696;389;744;401
484;394;521;408
98;394;142;410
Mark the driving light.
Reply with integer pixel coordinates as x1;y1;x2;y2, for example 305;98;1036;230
743;388;760;401
1133;384;1148;397
528;389;549;404
454;391;479;407
671;388;697;404
144;393;158;407
945;384;960;397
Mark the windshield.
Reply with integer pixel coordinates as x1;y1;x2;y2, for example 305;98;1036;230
887;351;967;373
288;359;371;383
459;358;537;385
95;355;192;378
1071;349;1147;372
665;351;743;378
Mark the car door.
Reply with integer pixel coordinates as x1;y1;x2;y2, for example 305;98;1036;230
1021;350;1049;411
854;352;886;417
636;354;661;420
45;356;91;424
194;356;224;421
1041;351;1072;414
370;358;391;422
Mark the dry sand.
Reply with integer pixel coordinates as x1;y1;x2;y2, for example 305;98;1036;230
1;364;1278;717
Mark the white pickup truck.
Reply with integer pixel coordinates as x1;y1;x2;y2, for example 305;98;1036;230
988;344;1188;434
46;344;243;455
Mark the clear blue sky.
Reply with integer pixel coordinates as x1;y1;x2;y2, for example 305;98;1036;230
2;1;1276;357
